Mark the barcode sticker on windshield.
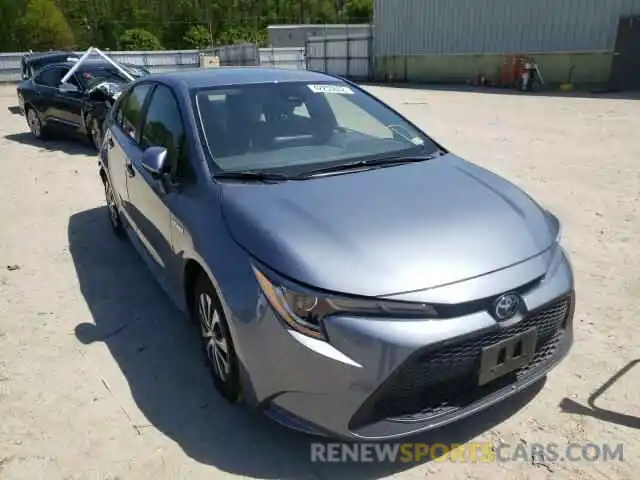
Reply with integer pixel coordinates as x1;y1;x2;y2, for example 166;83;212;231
308;84;354;95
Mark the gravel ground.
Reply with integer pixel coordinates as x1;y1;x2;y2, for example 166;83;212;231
0;83;638;480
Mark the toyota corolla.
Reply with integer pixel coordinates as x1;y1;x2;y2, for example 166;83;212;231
97;68;575;441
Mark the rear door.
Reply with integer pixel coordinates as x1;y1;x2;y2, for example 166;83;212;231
54;68;85;131
30;66;65;122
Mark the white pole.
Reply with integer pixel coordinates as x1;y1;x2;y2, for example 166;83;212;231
92;47;135;82
60;46;94;84
60;46;136;85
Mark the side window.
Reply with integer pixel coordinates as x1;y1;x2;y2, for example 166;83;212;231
140;85;186;177
120;84;153;141
111;92;128;126
293;103;311;118
34;67;63;87
67;72;83;89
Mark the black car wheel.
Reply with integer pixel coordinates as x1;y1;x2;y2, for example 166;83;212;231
103;176;124;237
193;274;241;402
26;107;47;139
90;117;103;151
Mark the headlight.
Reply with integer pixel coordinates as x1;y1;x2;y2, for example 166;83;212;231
253;267;438;340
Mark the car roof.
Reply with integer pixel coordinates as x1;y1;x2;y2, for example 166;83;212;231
25;51;79;62
143;67;344;90
42;59;133;69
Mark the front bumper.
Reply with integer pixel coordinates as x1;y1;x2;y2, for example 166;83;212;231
239;246;575;441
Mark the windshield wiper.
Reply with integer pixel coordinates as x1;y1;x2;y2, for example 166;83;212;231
214;170;295;183
300;151;445;177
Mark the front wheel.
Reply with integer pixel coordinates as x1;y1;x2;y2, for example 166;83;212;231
193;275;241;402
26;107;48;139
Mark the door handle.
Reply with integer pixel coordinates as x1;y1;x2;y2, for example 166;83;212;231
126;162;135;178
107;137;115;148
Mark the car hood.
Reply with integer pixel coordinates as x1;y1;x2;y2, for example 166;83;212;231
221;154;558;297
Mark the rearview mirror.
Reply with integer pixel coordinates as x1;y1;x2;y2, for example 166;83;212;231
141;146;168;178
59;82;79;94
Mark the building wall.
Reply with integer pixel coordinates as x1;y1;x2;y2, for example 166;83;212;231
374;52;614;85
373;0;640;55
268;24;371;48
372;0;640;86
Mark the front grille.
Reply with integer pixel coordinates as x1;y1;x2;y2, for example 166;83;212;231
349;295;572;429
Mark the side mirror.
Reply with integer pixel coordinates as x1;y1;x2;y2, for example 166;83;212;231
141;146;168;178
59;82;79;94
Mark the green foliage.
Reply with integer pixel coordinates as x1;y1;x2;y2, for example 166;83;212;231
119;28;163;51
2;0;374;52
343;0;373;21
0;0;26;51
16;0;76;51
183;25;212;50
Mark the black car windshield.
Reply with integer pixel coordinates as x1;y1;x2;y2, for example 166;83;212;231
78;66;131;89
193;81;439;174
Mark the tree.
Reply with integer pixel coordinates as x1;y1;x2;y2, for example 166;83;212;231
119;28;163;51
183;25;211;50
0;0;26;51
16;0;75;51
343;0;373;22
1;0;371;52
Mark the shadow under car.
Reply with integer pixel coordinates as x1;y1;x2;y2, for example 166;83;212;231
4;132;96;156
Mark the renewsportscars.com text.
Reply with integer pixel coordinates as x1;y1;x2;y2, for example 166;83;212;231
310;442;625;463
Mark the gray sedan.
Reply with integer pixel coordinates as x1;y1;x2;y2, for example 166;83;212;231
97;67;575;441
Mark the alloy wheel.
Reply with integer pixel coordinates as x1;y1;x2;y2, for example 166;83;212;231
27;109;41;138
198;292;231;383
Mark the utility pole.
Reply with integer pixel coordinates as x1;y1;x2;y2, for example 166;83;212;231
209;20;214;52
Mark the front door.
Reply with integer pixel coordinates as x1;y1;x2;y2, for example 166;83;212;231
106;83;154;224
125;83;188;292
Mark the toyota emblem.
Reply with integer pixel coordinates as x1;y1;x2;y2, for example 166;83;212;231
493;293;521;320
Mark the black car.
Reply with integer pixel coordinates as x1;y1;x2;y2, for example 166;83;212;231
20;50;150;80
17;59;149;149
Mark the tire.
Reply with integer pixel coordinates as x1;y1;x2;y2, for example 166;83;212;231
26;107;48;140
193;274;241;402
89;117;104;151
103;175;124;237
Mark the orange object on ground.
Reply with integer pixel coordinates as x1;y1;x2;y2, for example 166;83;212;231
499;55;522;87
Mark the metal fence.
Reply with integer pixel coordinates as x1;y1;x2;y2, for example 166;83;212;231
259;47;306;69
208;43;260;66
0;49;203;82
305;34;372;80
0;44;305;82
0;35;373;82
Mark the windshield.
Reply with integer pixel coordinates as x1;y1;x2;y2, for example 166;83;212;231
194;81;438;174
78;66;134;89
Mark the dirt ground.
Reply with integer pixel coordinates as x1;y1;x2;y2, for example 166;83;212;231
0;83;638;480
